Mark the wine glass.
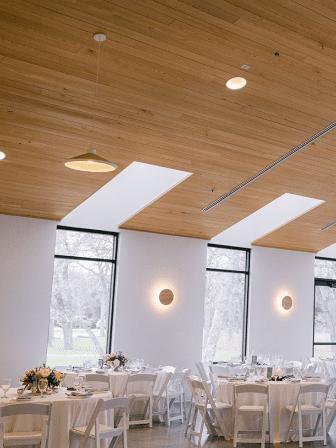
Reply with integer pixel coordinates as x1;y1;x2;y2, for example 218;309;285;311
78;374;86;392
264;354;270;365
38;379;48;398
248;367;255;382
1;379;11;398
74;376;80;392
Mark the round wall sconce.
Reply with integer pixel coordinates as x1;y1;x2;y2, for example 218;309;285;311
282;295;292;310
159;289;174;306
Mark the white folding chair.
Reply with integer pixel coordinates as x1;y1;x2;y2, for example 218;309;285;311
52;365;69;372
283;383;329;447
0;422;4;448
322;378;336;433
233;383;269;448
187;378;231;444
211;365;230;375
125;373;157;427
160;371;186;426
196;362;212;393
0;402;51;448
160;366;176;373
84;373;111;391
185;374;200;436
70;396;134;448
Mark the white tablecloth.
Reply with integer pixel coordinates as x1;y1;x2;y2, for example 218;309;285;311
64;370;167;396
64;370;168;422
217;380;321;442
0;388;113;448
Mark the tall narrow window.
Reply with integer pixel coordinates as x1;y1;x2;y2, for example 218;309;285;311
46;226;118;367
203;244;250;362
314;256;336;358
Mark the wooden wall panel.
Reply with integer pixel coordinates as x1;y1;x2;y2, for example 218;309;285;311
1;0;336;250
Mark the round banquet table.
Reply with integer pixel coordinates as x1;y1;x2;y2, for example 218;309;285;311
64;370;168;422
64;370;167;395
216;379;322;443
0;388;113;448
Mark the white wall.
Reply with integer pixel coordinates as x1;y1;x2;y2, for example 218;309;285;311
113;230;208;371
0;214;57;382
248;246;315;361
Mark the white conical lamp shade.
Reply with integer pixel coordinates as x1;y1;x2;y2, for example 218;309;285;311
65;150;117;173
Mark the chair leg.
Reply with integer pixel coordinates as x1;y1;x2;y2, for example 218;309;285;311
261;410;266;448
166;394;170;427
124;413;128;448
233;411;238;447
298;409;303;448
189;406;198;439
198;409;206;445
149;396;153;428
180;393;184;423
185;398;193;435
322;408;327;445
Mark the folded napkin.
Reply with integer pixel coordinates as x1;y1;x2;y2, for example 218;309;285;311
16;395;32;400
65;391;93;397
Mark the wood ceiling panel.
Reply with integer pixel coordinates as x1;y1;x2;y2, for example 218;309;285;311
1;0;336;250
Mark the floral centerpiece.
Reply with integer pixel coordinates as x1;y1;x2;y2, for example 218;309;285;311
21;366;64;391
103;351;128;370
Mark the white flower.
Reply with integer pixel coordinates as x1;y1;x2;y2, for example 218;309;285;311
107;361;112;367
103;355;109;362
110;352;117;358
113;359;120;367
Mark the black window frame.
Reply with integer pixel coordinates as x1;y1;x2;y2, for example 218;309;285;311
206;243;251;361
54;225;119;353
313;256;336;356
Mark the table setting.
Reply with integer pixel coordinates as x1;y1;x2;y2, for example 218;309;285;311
215;358;324;443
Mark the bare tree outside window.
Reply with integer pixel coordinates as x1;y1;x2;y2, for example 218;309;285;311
46;227;118;367
314;257;336;358
203;245;250;362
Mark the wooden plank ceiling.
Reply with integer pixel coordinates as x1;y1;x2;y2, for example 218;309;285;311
1;0;336;252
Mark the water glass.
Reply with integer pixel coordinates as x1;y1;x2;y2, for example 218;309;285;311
74;376;80;392
39;379;48;398
78;374;86;392
1;379;11;398
83;359;91;369
248;367;255;381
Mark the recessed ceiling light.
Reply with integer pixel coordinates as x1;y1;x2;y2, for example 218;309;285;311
0;152;6;160
226;77;247;90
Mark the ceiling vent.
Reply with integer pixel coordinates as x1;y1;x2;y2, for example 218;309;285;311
320;221;336;231
202;121;336;212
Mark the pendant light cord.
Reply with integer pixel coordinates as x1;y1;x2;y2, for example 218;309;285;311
90;40;101;152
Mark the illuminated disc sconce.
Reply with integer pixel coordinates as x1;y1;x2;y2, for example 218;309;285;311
282;295;292;311
159;289;174;306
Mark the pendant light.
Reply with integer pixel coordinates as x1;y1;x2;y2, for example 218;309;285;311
65;34;117;173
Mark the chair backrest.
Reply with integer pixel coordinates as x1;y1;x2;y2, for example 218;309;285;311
298;383;329;397
0;422;4;448
195;362;210;382
52;365;69;372
286;361;302;368
84;373;109;383
305;363;317;373
211;365;229;375
153;372;172;411
234;383;268;409
296;383;329;411
77;396;135;448
127;373;157;384
160;366;176;373
0;402;51;418
167;371;186;392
